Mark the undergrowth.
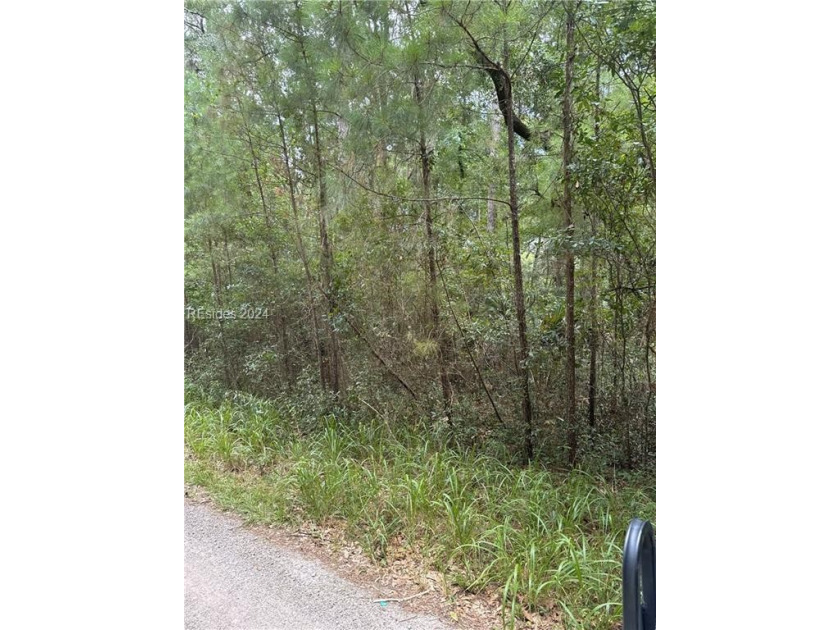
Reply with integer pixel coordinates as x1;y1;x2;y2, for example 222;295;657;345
184;386;655;630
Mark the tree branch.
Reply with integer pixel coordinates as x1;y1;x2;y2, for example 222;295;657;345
330;161;512;208
444;5;532;140
314;284;418;400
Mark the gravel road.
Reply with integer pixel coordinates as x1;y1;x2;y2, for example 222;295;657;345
185;500;453;630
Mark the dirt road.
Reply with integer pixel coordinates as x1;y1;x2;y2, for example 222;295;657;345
184;500;453;630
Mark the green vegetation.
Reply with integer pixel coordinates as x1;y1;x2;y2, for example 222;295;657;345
185;0;656;469
184;1;655;627
185;386;655;629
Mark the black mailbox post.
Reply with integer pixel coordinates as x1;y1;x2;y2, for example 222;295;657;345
622;518;656;630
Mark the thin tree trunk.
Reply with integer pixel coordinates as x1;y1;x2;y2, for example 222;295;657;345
184;289;200;353
238;104;295;391
222;229;234;285
239;106;280;276
279;310;293;388
561;3;578;466
276;114;328;392
608;259;619;415
588;252;598;430
588;64;601;430
616;263;631;468
503;24;534;461
414;75;454;424
295;4;341;395
209;238;237;389
487;116;499;232
629;85;656;186
311;102;342;395
643;292;655;468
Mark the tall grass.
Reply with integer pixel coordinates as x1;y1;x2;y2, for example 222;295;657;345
185;387;655;629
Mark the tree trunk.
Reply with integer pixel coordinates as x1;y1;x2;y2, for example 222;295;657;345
184;289;200;353
279;310;293;388
295;3;341;395
276;114;328;392
588;63;601;430
587;251;598;429
616;263;631;468
311;102;342;395
561;2;578;466
487;116;499;232
503;27;534;461
209;238;237;390
643;292;655;468
238;103;280;276
414;75;454;424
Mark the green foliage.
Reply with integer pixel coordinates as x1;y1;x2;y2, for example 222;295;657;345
185;3;655;624
185;386;654;629
187;0;657;454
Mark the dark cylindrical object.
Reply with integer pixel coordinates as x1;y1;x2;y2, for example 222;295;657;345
622;518;656;630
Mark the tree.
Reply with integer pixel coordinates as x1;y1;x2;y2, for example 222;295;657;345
184;0;656;470
560;0;579;465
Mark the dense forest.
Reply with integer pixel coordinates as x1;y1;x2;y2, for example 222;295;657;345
185;3;654;626
185;0;655;470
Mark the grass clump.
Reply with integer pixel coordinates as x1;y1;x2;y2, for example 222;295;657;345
185;387;655;629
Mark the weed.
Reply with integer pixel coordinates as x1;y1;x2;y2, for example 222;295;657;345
184;386;655;629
